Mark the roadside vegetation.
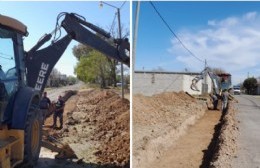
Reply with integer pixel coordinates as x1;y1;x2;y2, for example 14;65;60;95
243;77;258;95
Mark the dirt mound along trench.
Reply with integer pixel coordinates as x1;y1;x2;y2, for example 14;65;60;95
133;91;198;125
44;89;130;167
210;103;239;168
133;91;206;168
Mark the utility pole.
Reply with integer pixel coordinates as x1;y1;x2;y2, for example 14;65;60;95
202;59;208;94
99;1;125;98
117;8;125;99
133;1;140;71
204;59;207;85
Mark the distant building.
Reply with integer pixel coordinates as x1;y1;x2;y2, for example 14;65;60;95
133;71;212;96
46;73;67;87
59;74;67;80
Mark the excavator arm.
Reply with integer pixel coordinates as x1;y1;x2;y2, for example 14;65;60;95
26;13;130;92
190;67;221;95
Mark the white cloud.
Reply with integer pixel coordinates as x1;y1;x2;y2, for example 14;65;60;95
168;11;260;84
243;11;257;21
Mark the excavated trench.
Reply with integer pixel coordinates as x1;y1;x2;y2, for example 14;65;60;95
209;104;238;168
133;92;238;168
200;111;224;168
38;89;130;168
148;110;222;168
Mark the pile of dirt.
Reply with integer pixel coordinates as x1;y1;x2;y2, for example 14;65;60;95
44;89;129;167
210;104;239;168
134;91;197;125
133;91;206;168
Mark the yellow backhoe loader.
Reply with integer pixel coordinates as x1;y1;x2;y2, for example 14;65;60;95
0;13;129;168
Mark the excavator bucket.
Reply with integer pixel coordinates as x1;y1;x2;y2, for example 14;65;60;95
190;75;203;92
191;80;200;91
41;130;77;160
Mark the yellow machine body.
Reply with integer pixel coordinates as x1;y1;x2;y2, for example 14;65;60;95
0;126;24;168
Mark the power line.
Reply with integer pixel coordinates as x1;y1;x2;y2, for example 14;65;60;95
109;12;117;33
0;52;13;60
120;1;127;9
104;1;127;35
149;1;204;63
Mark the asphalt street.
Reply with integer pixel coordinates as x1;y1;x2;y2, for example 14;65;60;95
232;94;260;168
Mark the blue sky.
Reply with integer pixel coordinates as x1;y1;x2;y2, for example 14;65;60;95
133;1;260;85
0;1;129;76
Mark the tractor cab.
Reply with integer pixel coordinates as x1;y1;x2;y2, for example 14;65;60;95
0;15;27;123
218;73;232;91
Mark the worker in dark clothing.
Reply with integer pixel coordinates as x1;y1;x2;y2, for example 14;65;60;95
210;93;218;110
39;92;51;123
53;95;65;129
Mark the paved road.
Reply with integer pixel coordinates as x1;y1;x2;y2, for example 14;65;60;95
46;82;83;101
232;95;260;167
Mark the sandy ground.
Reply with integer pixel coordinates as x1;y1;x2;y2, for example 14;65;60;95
150;110;221;168
133;91;206;168
36;87;129;168
133;91;239;168
210;103;238;168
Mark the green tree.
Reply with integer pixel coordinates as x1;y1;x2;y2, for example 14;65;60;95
72;44;93;61
107;59;117;87
73;43;118;87
72;24;129;88
75;50;110;88
243;77;257;95
211;68;227;75
67;76;77;85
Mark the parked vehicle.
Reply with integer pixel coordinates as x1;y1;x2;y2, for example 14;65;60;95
233;86;241;95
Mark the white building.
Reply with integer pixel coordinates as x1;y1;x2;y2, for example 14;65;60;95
133;71;212;96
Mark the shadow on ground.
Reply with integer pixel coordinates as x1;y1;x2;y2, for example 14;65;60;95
36;157;130;168
199;110;227;168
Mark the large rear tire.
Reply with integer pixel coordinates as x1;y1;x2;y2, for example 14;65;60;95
23;104;42;167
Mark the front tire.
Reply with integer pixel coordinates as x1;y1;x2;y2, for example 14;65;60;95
23;104;42;166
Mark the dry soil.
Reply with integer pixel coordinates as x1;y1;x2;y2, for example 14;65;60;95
41;89;130;167
133;91;206;168
133;91;238;168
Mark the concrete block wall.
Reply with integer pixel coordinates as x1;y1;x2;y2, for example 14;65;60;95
133;72;183;96
133;71;212;96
